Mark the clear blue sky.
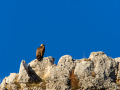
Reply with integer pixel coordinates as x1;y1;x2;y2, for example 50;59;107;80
0;0;120;82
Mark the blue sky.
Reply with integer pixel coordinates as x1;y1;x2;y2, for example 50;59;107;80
0;0;120;82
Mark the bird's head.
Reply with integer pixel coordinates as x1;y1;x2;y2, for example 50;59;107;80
41;44;45;46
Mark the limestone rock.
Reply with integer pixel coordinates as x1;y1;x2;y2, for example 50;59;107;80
115;57;120;80
46;55;74;90
115;57;120;85
18;60;30;83
23;87;29;90
0;73;18;90
10;84;18;90
79;77;119;90
89;51;118;81
75;51;119;90
74;59;94;79
6;73;18;85
0;77;7;89
115;57;120;63
28;56;55;80
1;52;120;90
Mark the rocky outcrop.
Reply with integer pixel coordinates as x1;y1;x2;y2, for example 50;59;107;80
46;55;74;90
75;52;119;90
18;60;31;83
6;73;18;85
0;77;7;89
1;51;120;90
0;73;19;90
28;56;55;80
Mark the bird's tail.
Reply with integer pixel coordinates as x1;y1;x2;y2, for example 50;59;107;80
36;55;43;61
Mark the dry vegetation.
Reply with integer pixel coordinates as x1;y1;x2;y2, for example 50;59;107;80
116;79;120;86
13;81;21;89
6;86;12;90
84;58;91;61
91;71;96;77
5;84;12;90
26;82;40;89
5;75;46;90
69;68;80;90
5;74;21;90
13;74;21;89
26;79;46;90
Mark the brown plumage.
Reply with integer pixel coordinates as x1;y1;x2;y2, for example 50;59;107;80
36;44;45;61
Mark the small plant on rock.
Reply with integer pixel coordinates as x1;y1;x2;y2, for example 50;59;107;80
26;79;46;90
91;71;96;77
69;68;80;90
84;58;91;61
116;79;120;86
13;74;21;89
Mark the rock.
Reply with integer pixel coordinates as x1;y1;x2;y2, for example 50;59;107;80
89;51;105;60
46;55;74;90
20;83;27;89
6;73;18;85
73;59;82;66
18;60;31;83
75;51;119;90
39;82;44;86
23;87;29;90
0;73;18;90
0;77;7;89
10;84;18;90
89;52;118;81
32;87;43;90
1;52;120;90
79;77;119;90
37;87;43;90
117;62;120;80
103;79;119;90
74;59;94;79
28;56;55;80
115;57;120;85
115;57;120;63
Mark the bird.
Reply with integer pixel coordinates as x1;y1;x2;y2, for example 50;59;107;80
36;44;45;61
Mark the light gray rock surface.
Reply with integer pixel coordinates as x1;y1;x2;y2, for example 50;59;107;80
115;57;120;85
1;52;120;90
115;57;120;63
46;55;74;90
28;56;55;80
0;74;18;90
74;60;94;79
6;73;18;85
0;77;7;89
89;52;118;81
76;51;119;90
18;60;31;83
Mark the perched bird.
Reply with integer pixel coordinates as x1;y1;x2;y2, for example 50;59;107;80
36;44;45;61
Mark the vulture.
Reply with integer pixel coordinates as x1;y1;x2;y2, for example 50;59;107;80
36;44;45;61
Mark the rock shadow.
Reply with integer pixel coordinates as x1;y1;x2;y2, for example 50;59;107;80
28;65;42;83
